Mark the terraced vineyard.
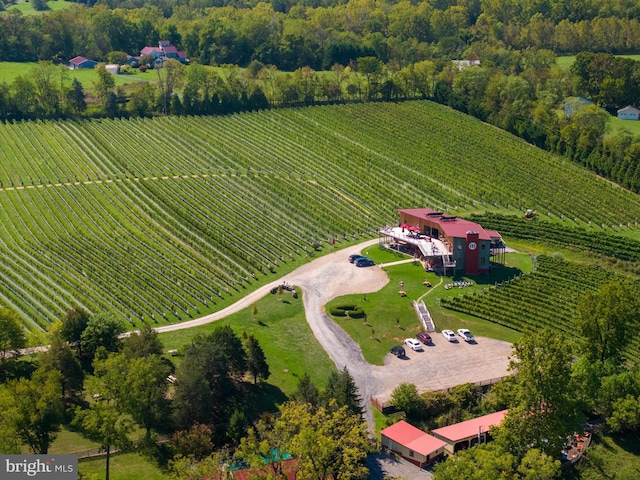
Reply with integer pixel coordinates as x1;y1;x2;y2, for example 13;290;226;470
3;100;640;332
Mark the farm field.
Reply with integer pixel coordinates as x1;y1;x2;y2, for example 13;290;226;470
3;101;640;335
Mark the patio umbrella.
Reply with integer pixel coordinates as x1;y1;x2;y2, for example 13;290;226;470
408;225;420;232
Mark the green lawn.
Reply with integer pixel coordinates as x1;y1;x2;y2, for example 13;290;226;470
608;115;640;136
557;54;640;70
79;453;167;480
0;62;153;92
6;0;77;14
159;286;334;400
326;248;526;365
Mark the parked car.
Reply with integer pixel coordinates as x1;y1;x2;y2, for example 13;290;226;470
416;332;432;344
442;329;457;342
390;345;406;357
404;338;423;351
457;328;474;342
354;257;375;267
348;254;365;263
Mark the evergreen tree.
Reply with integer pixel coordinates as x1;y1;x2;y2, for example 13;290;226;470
244;334;269;385
292;373;319;406
322;366;363;417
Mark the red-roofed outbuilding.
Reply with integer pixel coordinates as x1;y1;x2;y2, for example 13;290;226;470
431;410;508;453
380;421;447;467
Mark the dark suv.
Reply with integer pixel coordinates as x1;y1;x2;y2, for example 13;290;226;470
348;254;366;263
390;345;405;357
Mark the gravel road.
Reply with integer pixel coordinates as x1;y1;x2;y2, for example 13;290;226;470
161;239;512;430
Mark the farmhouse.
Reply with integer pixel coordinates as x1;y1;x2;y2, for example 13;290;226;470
380;420;447;467
68;56;98;69
380;208;504;275
140;40;188;67
431;409;508;453
617;105;640;120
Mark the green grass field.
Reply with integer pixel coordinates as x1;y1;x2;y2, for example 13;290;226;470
0;62;152;92
79;453;167;480
5;0;76;14
159;286;334;399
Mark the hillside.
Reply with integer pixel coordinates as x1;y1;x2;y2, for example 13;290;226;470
2;100;640;333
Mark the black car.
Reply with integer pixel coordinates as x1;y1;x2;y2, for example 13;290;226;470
348;254;366;263
354;257;375;267
390;345;405;357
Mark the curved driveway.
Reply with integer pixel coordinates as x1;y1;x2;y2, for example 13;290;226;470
157;239;513;429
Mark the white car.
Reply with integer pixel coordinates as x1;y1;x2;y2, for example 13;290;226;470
457;328;474;342
442;329;457;342
404;338;423;351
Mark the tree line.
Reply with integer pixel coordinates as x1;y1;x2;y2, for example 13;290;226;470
3;0;640;68
0;305;372;479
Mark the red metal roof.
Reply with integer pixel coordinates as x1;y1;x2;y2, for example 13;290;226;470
162;46;178;54
484;230;502;239
140;46;160;55
380;421;447;456
431;410;507;442
69;56;89;65
398;208;493;241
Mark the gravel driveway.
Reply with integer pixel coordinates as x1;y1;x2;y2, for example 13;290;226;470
156;239;513;430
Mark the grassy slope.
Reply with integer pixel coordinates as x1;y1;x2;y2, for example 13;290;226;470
158;286;334;399
569;432;640;480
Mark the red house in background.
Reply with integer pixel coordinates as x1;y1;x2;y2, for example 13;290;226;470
139;40;188;67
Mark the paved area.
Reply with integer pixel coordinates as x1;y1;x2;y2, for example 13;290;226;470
367;451;433;480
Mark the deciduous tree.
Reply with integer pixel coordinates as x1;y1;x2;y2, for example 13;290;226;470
391;383;424;420
0;307;26;380
80;312;125;364
73;385;132;480
94;353;170;441
575;281;640;365
9;369;64;454
493;329;584;459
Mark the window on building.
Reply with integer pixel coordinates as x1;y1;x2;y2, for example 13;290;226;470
480;257;486;265
409;451;414;458
481;244;486;249
458;244;462;250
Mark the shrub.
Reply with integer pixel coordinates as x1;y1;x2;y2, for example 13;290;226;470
330;308;347;317
347;308;366;318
